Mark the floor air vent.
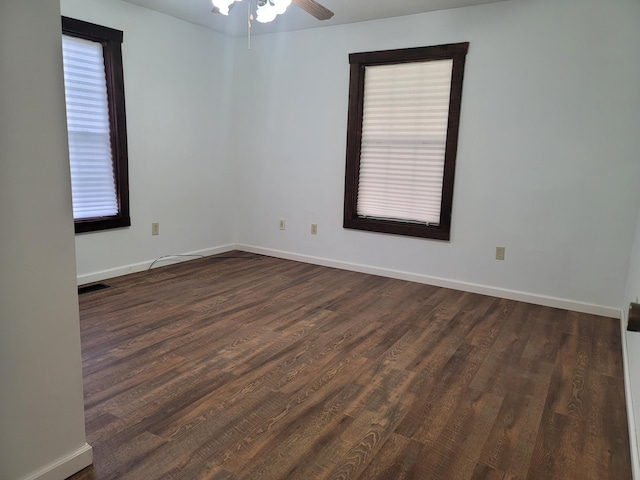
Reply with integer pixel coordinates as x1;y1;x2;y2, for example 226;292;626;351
78;283;110;295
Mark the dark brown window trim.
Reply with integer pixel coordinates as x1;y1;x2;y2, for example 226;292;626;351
62;16;130;234
343;42;469;241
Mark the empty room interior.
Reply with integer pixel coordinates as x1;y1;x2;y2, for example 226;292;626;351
2;0;640;479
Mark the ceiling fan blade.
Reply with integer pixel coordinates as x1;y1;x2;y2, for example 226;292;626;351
292;0;334;20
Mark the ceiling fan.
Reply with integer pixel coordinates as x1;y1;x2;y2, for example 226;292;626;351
212;0;334;24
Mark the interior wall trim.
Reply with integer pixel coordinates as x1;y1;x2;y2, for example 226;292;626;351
621;310;640;480
76;241;621;318
22;443;92;480
236;244;621;319
76;244;236;286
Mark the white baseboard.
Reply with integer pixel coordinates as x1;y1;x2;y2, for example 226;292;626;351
77;242;621;318
621;311;640;479
77;244;237;286
22;443;92;480
237;244;621;319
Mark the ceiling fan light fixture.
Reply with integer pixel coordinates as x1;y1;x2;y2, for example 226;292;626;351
256;0;292;23
273;0;292;15
211;0;332;25
255;2;277;23
211;0;237;15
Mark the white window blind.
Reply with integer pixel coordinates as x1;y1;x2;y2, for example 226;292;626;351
62;35;118;220
357;59;453;225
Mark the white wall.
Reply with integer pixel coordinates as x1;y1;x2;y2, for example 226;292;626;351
0;1;91;479
63;0;640;314
234;0;640;313
60;0;238;283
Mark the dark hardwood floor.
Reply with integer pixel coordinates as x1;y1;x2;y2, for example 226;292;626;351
67;252;632;479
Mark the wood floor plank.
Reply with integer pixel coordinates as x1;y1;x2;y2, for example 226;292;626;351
397;341;494;446
527;328;605;478
591;316;625;378
526;409;572;479
520;305;563;364
470;464;516;480
547;332;591;417
409;388;504;480
583;371;632;479
66;253;632;480
356;433;424;480
231;386;361;479
478;391;546;478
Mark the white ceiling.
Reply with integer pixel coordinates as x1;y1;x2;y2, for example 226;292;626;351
122;0;507;37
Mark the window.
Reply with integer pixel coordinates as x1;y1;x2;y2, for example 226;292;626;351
343;43;468;241
61;17;130;234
